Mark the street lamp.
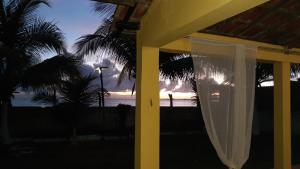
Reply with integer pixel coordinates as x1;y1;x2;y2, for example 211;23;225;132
95;66;108;108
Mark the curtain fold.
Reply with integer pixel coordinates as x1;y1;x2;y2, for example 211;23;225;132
191;39;256;169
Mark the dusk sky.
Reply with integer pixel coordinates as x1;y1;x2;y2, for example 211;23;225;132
37;0;106;55
13;0;195;106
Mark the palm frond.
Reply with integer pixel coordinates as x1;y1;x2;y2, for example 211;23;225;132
21;54;79;90
90;0;116;18
8;0;50;21
291;64;300;78
75;19;112;57
94;19;112;35
76;19;135;64
32;88;57;105
75;34;103;57
59;74;102;107
0;0;6;23
19;18;64;55
256;63;273;86
117;63;128;86
160;56;194;80
159;52;187;63
255;63;300;86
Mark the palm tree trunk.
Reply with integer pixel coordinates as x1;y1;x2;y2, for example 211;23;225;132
0;100;11;144
53;89;57;106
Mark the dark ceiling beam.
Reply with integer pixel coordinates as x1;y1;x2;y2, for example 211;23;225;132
278;8;300;18
250;7;298;40
251;22;282;40
253;8;300;40
116;21;140;30
280;8;300;48
260;16;295;40
272;19;300;45
272;10;300;38
237;1;289;36
97;0;136;6
281;30;300;48
200;1;300;48
214;17;235;33
114;3;138;35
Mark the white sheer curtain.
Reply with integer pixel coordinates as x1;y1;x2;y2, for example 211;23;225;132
191;39;256;169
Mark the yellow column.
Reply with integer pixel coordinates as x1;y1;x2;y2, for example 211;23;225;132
274;61;291;169
135;32;160;169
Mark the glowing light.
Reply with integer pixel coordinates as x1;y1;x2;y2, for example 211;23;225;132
261;81;274;87
173;80;183;91
95;67;101;72
213;74;225;84
165;79;171;86
211;92;220;96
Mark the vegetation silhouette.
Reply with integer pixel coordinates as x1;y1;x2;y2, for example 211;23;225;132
51;73;107;139
0;0;78;144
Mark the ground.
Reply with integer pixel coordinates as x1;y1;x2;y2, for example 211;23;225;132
0;134;299;169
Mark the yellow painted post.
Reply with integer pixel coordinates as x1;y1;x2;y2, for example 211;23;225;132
135;32;160;169
274;61;292;169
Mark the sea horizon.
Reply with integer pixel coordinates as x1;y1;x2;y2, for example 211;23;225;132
12;98;196;107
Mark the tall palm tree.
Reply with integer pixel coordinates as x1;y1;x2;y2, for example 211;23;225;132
0;0;70;144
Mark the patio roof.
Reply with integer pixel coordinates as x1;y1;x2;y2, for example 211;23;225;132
202;0;300;49
106;0;300;49
99;1;295;169
105;0;152;35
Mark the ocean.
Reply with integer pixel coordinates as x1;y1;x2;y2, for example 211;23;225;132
105;98;196;107
12;98;196;107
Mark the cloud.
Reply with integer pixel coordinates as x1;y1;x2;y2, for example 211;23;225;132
160;79;193;93
81;58;194;95
80;59;135;92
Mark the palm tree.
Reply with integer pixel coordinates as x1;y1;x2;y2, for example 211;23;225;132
256;63;300;87
27;53;80;106
50;73;108;138
0;0;70;144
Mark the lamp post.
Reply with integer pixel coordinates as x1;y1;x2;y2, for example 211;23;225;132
95;66;108;139
95;66;108;108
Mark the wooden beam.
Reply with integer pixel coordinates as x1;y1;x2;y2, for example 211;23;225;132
97;0;135;6
160;33;300;63
139;0;269;47
135;32;160;169
274;61;292;169
116;21;140;30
